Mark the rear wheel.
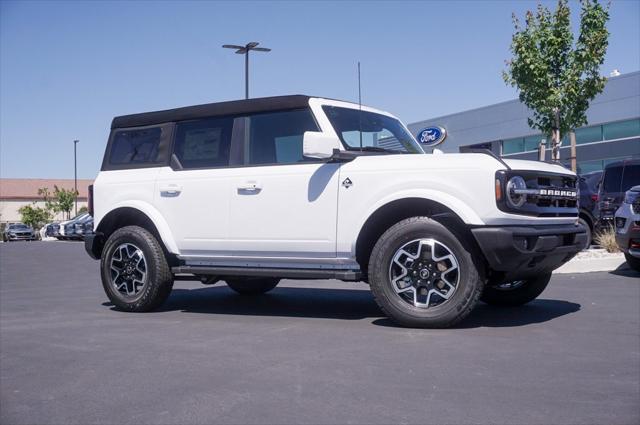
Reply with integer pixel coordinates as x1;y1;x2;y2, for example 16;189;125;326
368;217;483;328
225;277;280;295
625;253;640;272
481;273;552;306
100;226;173;312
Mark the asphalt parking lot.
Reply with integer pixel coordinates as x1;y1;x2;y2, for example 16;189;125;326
0;242;638;425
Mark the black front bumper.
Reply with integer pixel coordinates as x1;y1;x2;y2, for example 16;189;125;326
472;224;586;282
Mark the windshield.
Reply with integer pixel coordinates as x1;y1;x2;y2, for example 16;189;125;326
9;224;29;230
322;106;423;154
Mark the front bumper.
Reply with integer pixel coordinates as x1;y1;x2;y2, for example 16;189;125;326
84;232;104;260
615;205;640;257
472;224;586;283
8;233;35;240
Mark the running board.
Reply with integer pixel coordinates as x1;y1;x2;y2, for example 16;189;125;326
171;266;362;281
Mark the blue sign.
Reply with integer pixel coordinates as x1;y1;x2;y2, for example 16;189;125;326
417;126;447;147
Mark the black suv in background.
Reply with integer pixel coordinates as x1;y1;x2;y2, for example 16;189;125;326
596;159;640;231
578;170;602;249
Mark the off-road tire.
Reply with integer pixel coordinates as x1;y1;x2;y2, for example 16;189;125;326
625;253;640;272
481;273;552;306
578;217;592;250
100;225;173;312
225;278;280;295
368;216;483;328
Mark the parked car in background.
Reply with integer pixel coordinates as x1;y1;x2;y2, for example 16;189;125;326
578;170;602;249
72;215;94;239
57;213;90;240
40;222;60;239
615;185;640;272
596;159;640;232
2;223;36;242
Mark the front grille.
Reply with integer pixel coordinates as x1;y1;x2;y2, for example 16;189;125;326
522;174;578;217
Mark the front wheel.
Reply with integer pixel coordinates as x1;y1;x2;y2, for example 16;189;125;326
578;217;592;250
225;278;280;295
368;217;483;328
100;226;173;312
481;273;552;307
625;253;640;272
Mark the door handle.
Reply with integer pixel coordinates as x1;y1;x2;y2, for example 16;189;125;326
160;184;182;197
237;181;262;193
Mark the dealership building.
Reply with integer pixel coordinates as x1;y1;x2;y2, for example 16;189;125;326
407;71;640;174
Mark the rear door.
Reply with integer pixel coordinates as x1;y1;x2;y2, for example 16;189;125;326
154;116;240;256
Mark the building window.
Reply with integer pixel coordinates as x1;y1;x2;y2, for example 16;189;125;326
575;125;602;145
523;135;544;151
502;137;525;154
603;118;640;140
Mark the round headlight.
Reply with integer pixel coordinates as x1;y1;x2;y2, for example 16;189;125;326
506;176;527;208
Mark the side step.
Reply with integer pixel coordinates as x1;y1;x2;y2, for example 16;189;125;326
171;266;362;281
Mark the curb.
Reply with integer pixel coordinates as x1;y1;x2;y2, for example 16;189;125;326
554;253;628;274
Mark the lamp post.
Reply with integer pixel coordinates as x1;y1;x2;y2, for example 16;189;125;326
222;42;271;99
74;139;79;216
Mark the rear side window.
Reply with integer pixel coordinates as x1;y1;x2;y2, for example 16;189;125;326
603;166;623;193
621;164;640;191
246;109;319;165
109;128;162;165
173;117;234;169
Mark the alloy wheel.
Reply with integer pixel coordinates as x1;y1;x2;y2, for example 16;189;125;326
110;243;148;298
388;238;460;308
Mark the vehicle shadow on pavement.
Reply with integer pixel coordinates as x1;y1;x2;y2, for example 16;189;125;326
609;267;640;278
105;286;581;327
373;299;582;329
153;286;385;320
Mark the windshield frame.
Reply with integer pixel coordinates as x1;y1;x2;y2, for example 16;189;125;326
320;104;424;155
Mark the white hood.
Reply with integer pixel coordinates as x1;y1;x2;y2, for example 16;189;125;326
502;158;575;176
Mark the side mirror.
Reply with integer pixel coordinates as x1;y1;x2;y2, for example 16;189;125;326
303;131;335;159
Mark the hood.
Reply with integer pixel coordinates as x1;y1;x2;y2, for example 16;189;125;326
502;158;575;176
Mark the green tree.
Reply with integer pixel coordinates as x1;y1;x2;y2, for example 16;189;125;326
53;185;78;220
503;0;610;169
18;204;52;230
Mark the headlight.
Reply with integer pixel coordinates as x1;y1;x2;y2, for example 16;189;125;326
624;191;639;205
506;176;527;208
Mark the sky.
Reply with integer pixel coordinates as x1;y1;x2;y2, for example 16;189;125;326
1;0;639;179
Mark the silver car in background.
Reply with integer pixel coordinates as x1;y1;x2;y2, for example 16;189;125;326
615;185;640;272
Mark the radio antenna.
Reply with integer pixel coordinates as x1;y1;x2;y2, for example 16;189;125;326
358;61;363;151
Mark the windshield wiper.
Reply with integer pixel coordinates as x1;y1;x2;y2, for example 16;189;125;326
348;146;406;154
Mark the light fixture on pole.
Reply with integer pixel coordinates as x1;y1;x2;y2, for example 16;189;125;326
222;42;271;99
74;139;79;216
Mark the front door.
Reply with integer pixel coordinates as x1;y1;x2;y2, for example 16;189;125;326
226;109;341;262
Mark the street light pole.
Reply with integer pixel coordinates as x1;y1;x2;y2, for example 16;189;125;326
222;42;271;99
74;139;79;216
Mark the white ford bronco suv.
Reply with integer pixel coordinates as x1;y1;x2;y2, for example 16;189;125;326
86;95;586;328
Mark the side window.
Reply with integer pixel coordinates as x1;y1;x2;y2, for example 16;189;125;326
109;128;163;165
173;117;234;169
246;109;319;165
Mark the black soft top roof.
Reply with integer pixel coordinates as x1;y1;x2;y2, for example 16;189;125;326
111;95;314;129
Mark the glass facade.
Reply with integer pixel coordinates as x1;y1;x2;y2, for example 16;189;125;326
501;118;640;155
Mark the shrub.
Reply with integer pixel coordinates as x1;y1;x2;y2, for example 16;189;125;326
594;225;620;253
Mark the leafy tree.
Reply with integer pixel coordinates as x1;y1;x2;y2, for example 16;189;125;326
18;204;52;230
78;206;88;214
53;185;78;220
503;0;610;168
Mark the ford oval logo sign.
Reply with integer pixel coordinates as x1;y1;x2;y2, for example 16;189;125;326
417;126;447;147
